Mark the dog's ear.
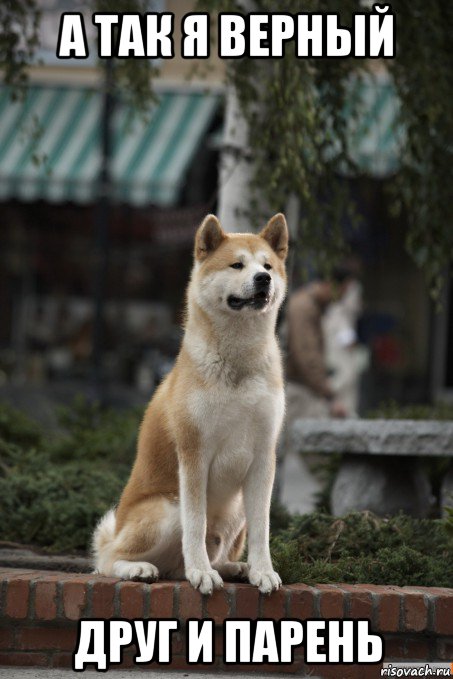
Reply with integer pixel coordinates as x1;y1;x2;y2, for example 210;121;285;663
195;214;226;261
259;213;289;260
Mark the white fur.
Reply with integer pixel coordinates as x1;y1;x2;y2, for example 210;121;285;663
93;500;185;580
195;247;285;320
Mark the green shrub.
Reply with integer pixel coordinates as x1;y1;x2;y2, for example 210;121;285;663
0;399;140;552
270;511;453;587
367;400;453;421
0;402;43;448
0;442;125;552
49;396;140;464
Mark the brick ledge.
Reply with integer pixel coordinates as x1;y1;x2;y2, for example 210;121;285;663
0;568;452;676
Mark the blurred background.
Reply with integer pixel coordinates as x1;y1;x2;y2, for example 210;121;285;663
0;0;451;420
1;1;453;572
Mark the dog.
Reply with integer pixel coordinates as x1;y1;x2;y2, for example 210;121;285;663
93;212;288;594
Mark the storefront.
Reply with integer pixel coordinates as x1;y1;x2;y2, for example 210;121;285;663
0;83;222;388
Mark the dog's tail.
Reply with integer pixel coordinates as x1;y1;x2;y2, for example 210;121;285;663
91;508;116;574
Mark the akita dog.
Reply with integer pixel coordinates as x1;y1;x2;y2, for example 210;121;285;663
93;213;288;595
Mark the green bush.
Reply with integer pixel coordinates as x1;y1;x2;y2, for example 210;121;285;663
0;402;43;448
270;511;453;587
367;400;453;421
49;396;139;464
0;399;140;552
0;443;125;552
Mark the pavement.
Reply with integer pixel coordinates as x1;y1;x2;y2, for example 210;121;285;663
0;670;316;678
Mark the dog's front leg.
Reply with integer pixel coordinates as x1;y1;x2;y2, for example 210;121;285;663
179;460;223;595
243;448;282;594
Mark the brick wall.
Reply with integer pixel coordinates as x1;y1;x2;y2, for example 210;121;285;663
0;568;452;677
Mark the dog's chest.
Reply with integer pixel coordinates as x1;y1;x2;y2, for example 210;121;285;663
188;376;283;498
189;374;278;440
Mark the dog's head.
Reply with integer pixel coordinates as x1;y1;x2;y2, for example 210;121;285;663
191;213;288;317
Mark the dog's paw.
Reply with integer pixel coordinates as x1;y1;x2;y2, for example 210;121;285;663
248;567;282;594
218;561;249;580
186;568;223;595
113;560;159;582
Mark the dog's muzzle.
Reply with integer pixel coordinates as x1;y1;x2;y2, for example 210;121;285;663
227;273;272;310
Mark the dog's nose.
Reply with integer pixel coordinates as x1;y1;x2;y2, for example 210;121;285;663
254;272;271;288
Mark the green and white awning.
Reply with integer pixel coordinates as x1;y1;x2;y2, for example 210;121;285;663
0;85;220;206
0;74;402;206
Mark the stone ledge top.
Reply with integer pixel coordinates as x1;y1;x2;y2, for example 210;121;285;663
0;567;452;634
291;418;453;456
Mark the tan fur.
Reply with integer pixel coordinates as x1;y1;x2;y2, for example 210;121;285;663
228;525;247;562
93;213;289;594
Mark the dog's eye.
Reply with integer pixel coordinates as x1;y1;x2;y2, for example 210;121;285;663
230;262;244;270
264;263;272;271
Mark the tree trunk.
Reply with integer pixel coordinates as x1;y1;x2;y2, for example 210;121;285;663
217;84;255;232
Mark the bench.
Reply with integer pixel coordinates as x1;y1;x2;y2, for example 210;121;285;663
290;419;453;517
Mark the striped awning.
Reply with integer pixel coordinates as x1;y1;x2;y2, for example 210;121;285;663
0;85;220;206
